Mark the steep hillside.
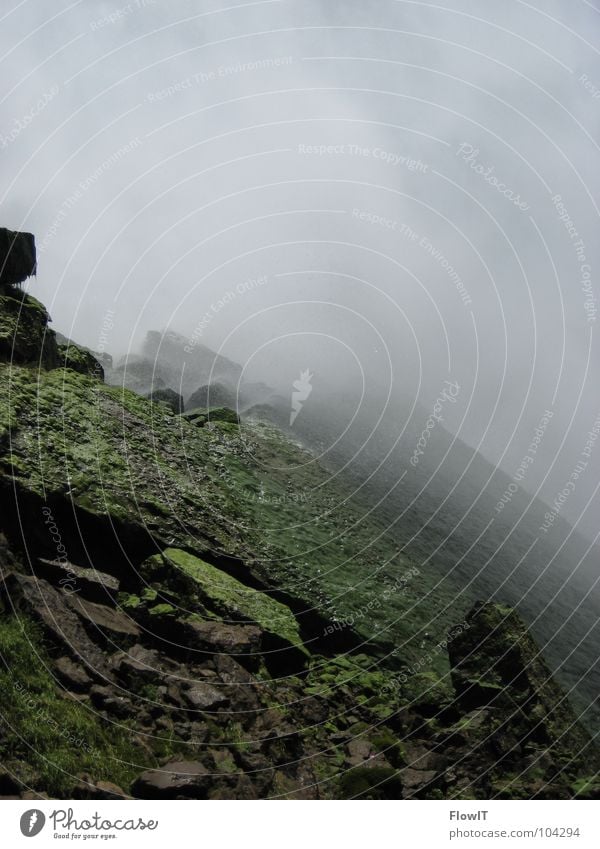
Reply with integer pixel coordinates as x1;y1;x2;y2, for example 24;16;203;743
0;275;597;799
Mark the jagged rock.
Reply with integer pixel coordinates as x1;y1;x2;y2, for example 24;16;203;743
114;644;169;684
34;557;119;604
53;656;93;692
0;228;36;287
181;619;262;656
346;738;378;766
142;329;242;395
448;602;595;760
146;388;184;415
107;356;169;396
89;685;136;719
131;760;212;799
94;781;131;799
70;596;140;646
182;681;228;711
209;774;260;800
0;571;111;678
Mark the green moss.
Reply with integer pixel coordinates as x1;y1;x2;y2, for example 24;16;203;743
182;407;240;426
0;354;466;671
147;603;176;617
571;776;600;798
339;766;403;799
399;671;453;710
141;587;158;602
0;289;58;367
159;548;306;651
119;593;142;609
307;655;388;696
0;614;148;796
56;342;103;378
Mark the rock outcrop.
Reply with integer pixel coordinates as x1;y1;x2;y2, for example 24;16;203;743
0;228;36;287
0;287;58;366
146;388;184;415
186;382;237;412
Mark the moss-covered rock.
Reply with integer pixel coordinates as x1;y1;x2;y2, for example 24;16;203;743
448;602;599;780
181;406;240;427
56;341;104;379
0;288;57;367
143;548;307;654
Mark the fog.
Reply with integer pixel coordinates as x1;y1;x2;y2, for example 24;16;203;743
2;0;600;541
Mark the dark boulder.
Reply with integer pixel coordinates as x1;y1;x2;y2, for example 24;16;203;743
146;388;184;415
34;557;119;604
186;382;236;411
448;602;597;762
0;228;36;287
52;656;93;692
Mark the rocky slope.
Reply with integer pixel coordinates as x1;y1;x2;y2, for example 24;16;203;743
0;270;598;799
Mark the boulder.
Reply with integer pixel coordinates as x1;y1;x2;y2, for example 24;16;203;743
0;289;58;366
181;619;262;656
146;388;184;415
114;644;167;684
70;596;140;646
89;685;136;718
156;549;304;653
448;602;597;762
186;382;236;411
0;571;111;677
34;557;119;604
182;681;228;712
131;760;212;799
0;228;36;287
53;655;93;692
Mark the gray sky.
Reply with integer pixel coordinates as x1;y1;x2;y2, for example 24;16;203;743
2;0;600;539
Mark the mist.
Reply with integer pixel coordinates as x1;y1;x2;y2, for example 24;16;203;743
2;0;600;541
